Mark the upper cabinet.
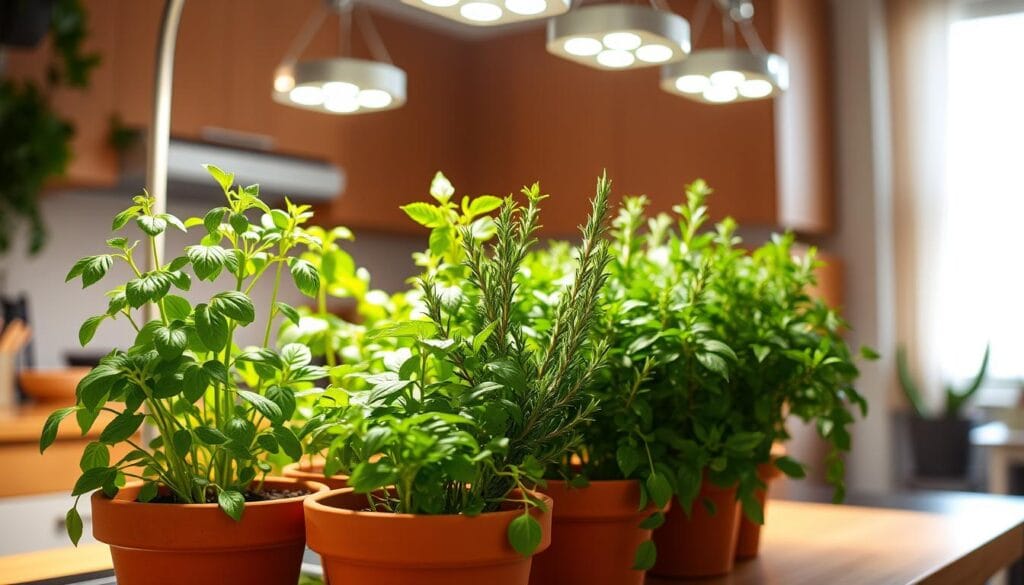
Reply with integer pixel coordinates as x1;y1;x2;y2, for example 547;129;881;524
3;0;833;235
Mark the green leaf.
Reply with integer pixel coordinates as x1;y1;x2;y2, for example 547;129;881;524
76;364;120;411
204;164;235;194
163;295;192;321
112;206;140;230
203;208;227;234
66;508;83;546
186;244;227;281
632;540;657;570
125;272;171;307
288;258;320;297
153;323;188;359
281;343;311;370
136;215;167;236
646;473;673;509
72;466;115;496
366;320;437;341
428;226;453;258
740;490;764;524
195;426;228;445
171;429;192;456
275;302;300;326
473;320;499;353
99;412;145;444
861;345;880;360
696;351;729;380
401;202;445;228
238;390;283;423
507;513;543;557
774;456;806;479
137;481;159;503
752;344;770;363
66;255;113;288
468;195;503;217
194;304;228;351
40;407;76;453
78;315;106;346
211;291;255;324
217;489;245;522
429;171;454;204
616;444;642;478
80;442;109;471
639;511;665;530
273;426;302;460
725;432;763;454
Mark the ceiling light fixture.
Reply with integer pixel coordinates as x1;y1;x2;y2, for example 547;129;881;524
402;0;570;26
660;0;788;104
547;3;691;70
274;0;406;115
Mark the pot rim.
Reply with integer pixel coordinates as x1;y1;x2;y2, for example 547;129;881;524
305;486;552;521
93;476;328;509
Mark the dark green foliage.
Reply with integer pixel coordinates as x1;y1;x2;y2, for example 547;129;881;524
897;343;989;418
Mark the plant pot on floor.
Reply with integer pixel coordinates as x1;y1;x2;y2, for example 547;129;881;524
736;460;782;559
651;480;740;578
282;457;349;490
91;477;327;585
530;479;667;585
909;416;972;478
305;488;552;585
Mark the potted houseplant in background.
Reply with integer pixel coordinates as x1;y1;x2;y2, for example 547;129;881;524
41;166;328;585
303;175;612;584
898;343;989;479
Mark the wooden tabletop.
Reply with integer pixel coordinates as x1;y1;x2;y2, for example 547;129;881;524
2;498;1022;585
649;498;1024;585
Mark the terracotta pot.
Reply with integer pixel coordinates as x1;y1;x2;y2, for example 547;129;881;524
530;479;666;585
91;477;327;585
306;487;553;585
736;460;783;559
282;457;349;490
651;480;741;578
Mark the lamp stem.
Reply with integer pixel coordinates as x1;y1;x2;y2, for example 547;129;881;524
144;0;185;318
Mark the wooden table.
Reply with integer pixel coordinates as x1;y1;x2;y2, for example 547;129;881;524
2;496;1022;585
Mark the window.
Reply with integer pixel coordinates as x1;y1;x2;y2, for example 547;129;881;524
940;10;1024;381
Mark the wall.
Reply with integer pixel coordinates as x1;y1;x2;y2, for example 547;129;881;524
0;191;424;369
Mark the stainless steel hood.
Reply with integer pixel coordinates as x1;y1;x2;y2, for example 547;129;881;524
119;135;345;203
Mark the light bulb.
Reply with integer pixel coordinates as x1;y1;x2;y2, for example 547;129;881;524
460;2;503;22
563;37;602;57
274;74;295;93
635;44;673;63
674;74;709;94
325;95;360;113
602;31;642;51
739;79;773;98
710;70;745;87
358;89;393;109
324;81;359;100
289;85;323;106
505;0;546;15
596;49;635;69
423;0;458;6
704;85;738;103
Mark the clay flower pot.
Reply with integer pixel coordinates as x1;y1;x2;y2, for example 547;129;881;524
651;480;741;578
306;487;553;585
282;457;349;489
91;477;327;585
530;479;667;585
736;460;783;559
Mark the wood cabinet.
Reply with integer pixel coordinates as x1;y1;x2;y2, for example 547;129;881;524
3;0;834;236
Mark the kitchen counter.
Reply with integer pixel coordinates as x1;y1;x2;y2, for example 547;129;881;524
3;492;1023;585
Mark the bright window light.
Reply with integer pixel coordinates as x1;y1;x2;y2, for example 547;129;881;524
940;11;1024;380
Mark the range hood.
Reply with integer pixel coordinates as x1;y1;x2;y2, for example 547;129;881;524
119;135;345;203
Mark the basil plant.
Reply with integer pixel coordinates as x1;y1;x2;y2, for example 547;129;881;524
42;165;327;544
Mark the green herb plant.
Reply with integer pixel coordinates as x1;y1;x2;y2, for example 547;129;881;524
41;166;326;544
317;174;612;556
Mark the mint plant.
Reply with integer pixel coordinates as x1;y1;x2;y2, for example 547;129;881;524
315;174;611;556
41;165;326;544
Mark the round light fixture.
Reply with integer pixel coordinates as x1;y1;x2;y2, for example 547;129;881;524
660;48;788;104
547;4;690;71
273;58;406;115
402;0;570;26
